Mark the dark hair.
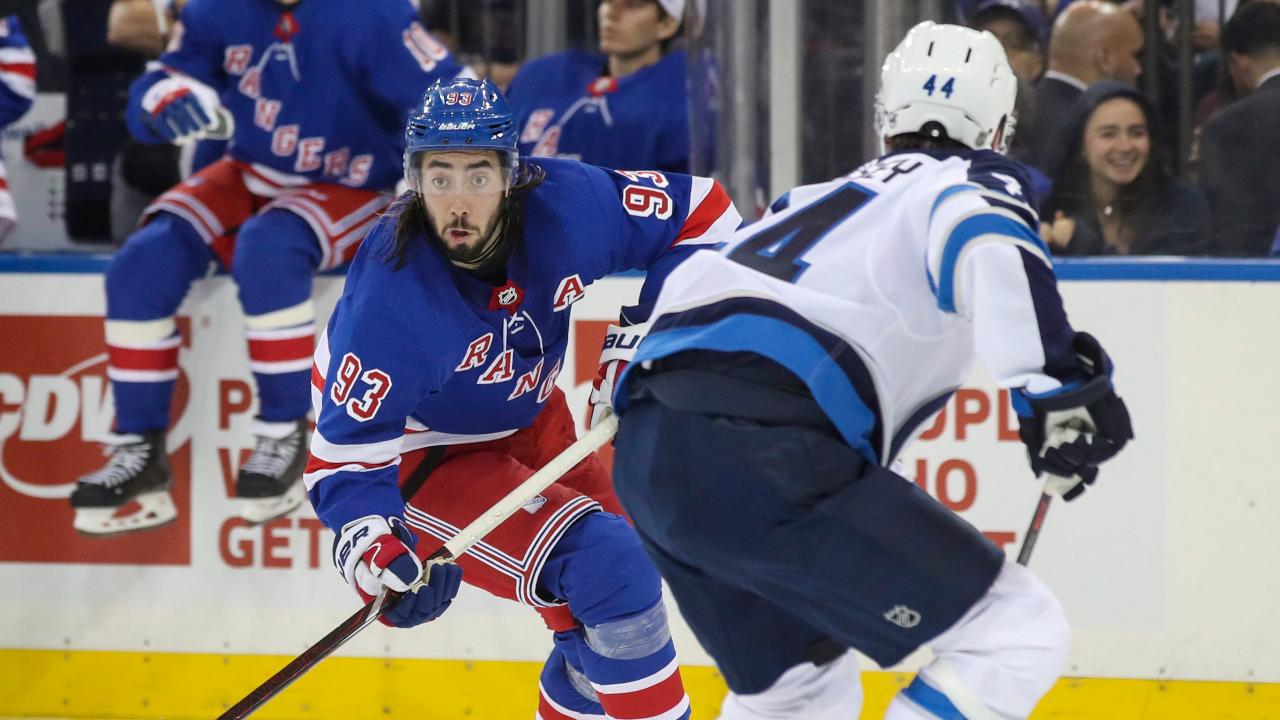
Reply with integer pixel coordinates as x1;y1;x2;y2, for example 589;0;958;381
1223;1;1280;57
885;133;970;152
383;163;546;271
1043;82;1171;248
972;5;1043;52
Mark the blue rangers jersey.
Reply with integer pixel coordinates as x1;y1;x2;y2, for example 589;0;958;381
506;50;690;173
0;16;35;128
618;149;1084;466
306;158;740;532
125;0;468;191
0;15;34;224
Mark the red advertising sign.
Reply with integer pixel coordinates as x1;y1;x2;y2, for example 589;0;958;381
0;315;191;564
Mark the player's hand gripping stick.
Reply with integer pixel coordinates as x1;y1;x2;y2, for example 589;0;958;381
217;414;620;720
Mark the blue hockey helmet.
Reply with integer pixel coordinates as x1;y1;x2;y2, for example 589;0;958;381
404;78;519;194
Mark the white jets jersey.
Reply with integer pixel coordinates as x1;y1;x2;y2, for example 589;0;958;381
622;148;1083;465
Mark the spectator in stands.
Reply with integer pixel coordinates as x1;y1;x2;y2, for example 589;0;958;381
970;0;1047;82
505;0;692;172
421;0;521;90
1041;81;1209;255
0;15;36;243
1199;0;1280;255
967;1;1051;194
1024;1;1144;172
1191;0;1280;129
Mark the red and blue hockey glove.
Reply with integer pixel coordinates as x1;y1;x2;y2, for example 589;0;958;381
588;322;648;429
140;77;232;144
333;515;462;628
1013;332;1133;500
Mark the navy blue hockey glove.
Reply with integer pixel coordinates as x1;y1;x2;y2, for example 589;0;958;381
333;515;462;627
382;563;464;629
140;77;231;144
1013;332;1134;500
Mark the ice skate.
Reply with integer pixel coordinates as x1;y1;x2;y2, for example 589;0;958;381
237;418;308;523
71;431;175;535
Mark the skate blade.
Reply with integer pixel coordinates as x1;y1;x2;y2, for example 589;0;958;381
73;492;178;536
238;480;306;524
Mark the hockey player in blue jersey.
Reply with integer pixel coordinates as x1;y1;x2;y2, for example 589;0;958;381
307;77;739;719
611;22;1134;720
0;15;35;243
506;0;694;172
67;0;470;534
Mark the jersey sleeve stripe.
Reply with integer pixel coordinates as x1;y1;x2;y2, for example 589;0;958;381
400;426;519;451
310;330;331;415
929;183;980;217
977;192;1038;229
309;430;402;465
302;458;399;489
935;213;1050;313
671;180;738;248
632;303;883;464
767;190;791;216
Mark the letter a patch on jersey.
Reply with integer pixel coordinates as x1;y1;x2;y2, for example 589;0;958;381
552;274;586;311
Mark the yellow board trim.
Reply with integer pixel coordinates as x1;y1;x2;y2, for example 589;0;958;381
1;649;1277;719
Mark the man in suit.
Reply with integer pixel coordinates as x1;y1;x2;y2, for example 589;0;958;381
1200;1;1280;256
1023;1;1144;172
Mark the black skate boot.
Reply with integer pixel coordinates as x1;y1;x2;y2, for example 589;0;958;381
236;418;308;523
71;431;175;535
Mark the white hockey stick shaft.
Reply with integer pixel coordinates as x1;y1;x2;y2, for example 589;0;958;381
418;413;619;575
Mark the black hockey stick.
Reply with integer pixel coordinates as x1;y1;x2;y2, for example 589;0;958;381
217;415;620;719
1015;485;1052;566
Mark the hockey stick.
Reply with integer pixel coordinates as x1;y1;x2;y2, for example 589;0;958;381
1017;425;1090;566
1015;481;1052;566
217;414;620;720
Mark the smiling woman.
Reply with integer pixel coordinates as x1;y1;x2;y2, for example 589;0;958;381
1040;81;1211;256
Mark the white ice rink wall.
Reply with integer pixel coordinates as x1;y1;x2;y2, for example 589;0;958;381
0;255;1277;719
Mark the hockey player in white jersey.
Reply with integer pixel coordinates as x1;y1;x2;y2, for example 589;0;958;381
608;21;1133;720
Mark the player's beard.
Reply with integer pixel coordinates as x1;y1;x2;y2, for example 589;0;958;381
435;210;508;269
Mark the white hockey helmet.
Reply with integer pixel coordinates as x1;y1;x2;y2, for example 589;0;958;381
875;21;1018;154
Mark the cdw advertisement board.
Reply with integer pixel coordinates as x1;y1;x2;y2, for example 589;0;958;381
0;315;193;564
0;268;1277;683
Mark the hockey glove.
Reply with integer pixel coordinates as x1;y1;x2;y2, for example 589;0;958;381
140;77;232;144
333;514;462;627
588;322;647;429
1013;332;1134;501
